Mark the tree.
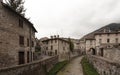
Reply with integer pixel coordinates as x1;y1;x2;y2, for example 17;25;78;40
5;0;26;15
35;46;41;52
68;38;74;53
68;38;74;61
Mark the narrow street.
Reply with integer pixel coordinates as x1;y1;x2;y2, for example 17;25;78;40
57;56;83;75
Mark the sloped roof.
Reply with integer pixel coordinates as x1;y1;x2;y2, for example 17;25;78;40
42;38;70;43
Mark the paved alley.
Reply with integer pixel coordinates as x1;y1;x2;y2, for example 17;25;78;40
57;56;83;75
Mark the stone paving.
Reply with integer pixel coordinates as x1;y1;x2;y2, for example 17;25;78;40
57;56;83;75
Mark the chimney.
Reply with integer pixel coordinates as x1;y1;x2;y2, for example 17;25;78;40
54;35;56;38
50;36;53;39
57;35;59;38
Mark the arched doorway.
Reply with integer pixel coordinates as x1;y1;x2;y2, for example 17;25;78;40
90;48;96;55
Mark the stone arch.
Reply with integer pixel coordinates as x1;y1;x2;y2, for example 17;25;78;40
90;48;96;55
104;71;106;75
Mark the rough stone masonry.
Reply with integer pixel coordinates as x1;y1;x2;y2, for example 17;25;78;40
0;0;37;68
0;56;58;75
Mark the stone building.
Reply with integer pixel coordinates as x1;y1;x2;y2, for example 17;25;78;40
94;31;120;56
62;38;82;55
95;32;120;48
42;35;70;61
79;37;95;54
85;38;95;53
79;39;86;54
39;37;49;55
0;1;37;68
71;39;80;54
80;23;120;75
88;31;120;75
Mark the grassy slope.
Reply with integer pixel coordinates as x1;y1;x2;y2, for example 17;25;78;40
81;57;99;75
48;61;68;75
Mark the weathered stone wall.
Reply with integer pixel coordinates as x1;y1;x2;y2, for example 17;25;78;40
58;40;69;61
95;33;120;47
0;56;58;75
0;2;36;68
88;55;120;75
93;48;120;63
42;38;70;62
85;39;95;52
103;48;120;63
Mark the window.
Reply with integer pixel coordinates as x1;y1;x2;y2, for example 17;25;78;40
33;52;35;60
116;38;118;43
32;41;34;47
50;52;52;56
107;33;110;36
27;39;29;46
19;36;24;46
46;41;48;44
18;52;25;64
107;39;110;43
55;40;57;43
19;19;23;28
51;40;53;43
55;50;57;55
90;40;92;45
51;46;53;50
100;48;104;57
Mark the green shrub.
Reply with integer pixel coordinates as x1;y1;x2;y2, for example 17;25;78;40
81;57;99;75
48;61;68;75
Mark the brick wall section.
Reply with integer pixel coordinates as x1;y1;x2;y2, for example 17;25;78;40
0;56;58;75
88;55;120;75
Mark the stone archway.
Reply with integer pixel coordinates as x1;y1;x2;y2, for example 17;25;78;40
90;48;96;55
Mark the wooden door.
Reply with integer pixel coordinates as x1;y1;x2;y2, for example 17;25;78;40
19;52;25;64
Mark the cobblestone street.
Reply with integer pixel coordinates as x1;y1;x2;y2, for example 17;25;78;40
57;56;83;75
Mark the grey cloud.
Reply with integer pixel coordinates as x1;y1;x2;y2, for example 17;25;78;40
25;0;120;39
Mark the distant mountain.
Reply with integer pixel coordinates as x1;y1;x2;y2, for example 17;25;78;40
80;23;120;41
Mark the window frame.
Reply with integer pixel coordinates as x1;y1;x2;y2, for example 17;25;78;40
107;38;110;43
19;19;23;28
19;35;24;46
27;38;29;47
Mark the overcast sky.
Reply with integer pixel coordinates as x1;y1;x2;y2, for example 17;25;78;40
24;0;120;39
